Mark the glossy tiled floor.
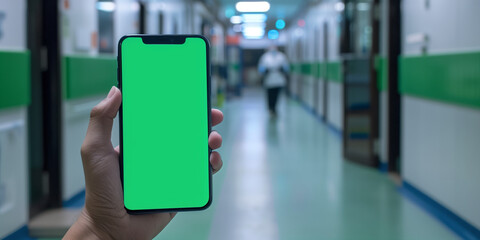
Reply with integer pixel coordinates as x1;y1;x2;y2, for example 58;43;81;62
156;88;458;240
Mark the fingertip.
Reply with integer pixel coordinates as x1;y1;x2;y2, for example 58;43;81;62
104;86;122;118
208;131;222;149
211;109;224;126
210;151;223;174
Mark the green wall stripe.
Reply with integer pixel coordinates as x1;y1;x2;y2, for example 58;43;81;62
326;61;343;83
400;52;480;109
300;63;311;75
313;62;319;78
63;55;117;100
307;62;324;79
0;50;31;110
292;61;342;82
375;56;388;91
290;63;302;74
228;63;240;71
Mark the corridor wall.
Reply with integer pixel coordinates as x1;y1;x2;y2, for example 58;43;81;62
286;1;343;132
400;0;480;230
60;0;139;202
0;0;29;238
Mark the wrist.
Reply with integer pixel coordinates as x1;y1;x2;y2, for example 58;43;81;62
63;209;108;240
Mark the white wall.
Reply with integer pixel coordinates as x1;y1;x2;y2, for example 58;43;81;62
0;0;26;50
0;109;28;238
320;2;343;130
60;0;130;201
147;1;192;35
114;0;140;51
402;97;480;229
287;0;343;124
327;82;343;130
61;0;98;55
0;1;28;238
62;97;119;201
61;0;98;201
62;0;140;55
316;79;325;117
402;0;480;55
401;0;480;229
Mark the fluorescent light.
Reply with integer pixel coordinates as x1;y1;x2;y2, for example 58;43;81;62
236;1;270;12
96;2;116;12
230;16;243;24
335;2;345;12
241;14;267;23
243;26;265;39
242;22;266;29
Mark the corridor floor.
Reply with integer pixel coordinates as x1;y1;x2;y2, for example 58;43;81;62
157;88;457;240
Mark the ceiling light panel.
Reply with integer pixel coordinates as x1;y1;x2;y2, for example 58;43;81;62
241;14;267;23
236;1;271;13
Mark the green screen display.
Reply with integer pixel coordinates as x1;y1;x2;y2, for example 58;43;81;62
120;36;210;211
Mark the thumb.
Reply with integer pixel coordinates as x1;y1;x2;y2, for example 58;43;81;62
81;86;121;156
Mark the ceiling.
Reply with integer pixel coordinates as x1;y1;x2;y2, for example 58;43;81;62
218;0;314;23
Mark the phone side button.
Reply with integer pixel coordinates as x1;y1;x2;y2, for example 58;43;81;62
117;68;120;87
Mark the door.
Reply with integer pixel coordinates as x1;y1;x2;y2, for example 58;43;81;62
98;0;115;53
341;0;380;167
387;0;401;173
27;0;62;217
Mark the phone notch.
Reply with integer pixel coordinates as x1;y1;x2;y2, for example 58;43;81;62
141;35;186;45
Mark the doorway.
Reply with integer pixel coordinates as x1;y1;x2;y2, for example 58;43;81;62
341;0;380;167
27;0;62;217
387;0;401;173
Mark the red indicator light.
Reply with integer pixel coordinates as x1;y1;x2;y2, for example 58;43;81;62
297;19;306;27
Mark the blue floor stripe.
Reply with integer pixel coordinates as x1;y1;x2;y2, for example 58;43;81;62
378;162;388;173
3;226;34;240
400;181;480;240
3;190;86;240
326;122;343;138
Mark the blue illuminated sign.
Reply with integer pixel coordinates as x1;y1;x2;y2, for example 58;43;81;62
268;30;279;40
276;19;285;30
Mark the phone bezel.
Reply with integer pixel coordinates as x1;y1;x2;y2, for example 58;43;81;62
117;34;212;214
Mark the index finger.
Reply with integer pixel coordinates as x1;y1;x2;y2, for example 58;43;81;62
211;109;223;126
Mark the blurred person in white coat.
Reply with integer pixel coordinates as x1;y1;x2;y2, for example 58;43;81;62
258;45;290;116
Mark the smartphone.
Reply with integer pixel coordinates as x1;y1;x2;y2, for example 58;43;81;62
118;35;211;213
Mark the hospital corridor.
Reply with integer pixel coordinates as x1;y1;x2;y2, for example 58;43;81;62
1;0;480;239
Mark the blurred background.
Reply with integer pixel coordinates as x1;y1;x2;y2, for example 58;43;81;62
0;0;479;239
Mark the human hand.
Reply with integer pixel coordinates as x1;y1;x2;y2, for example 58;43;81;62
64;86;224;240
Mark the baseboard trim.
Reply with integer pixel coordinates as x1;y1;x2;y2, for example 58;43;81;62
378;162;388;173
2;226;30;240
289;95;343;138
400;181;480;240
